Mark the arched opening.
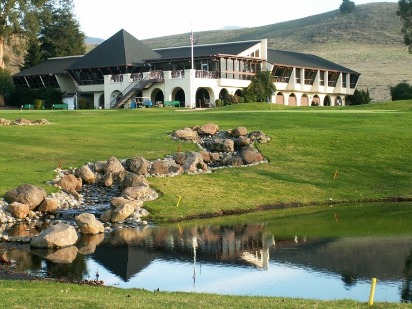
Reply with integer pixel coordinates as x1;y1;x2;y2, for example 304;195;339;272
288;93;297;106
219;88;229;104
98;94;105;109
276;92;284;105
300;94;309;106
173;88;185;107
311;95;320;106
335;96;343;106
324;95;331;106
234;89;243;97
151;88;164;106
196;88;210;108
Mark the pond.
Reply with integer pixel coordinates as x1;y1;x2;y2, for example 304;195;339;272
3;211;412;304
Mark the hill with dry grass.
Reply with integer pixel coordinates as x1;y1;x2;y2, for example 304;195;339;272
7;2;410;102
143;2;411;102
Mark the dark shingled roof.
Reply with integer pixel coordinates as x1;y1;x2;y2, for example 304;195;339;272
152;40;262;60
267;49;359;74
14;56;82;77
67;29;161;70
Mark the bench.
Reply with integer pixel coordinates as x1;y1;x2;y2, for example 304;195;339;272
52;103;68;110
164;101;180;107
21;104;34;110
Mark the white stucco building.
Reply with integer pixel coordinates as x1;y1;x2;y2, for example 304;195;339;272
14;29;360;109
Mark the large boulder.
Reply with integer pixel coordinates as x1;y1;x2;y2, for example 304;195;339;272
55;174;82;193
104;156;125;175
30;223;78;248
74;165;96;184
242;148;265;164
231;126;248;137
126;156;151;175
208;139;235;153
75;213;104;235
101;172;114;187
0;118;10;126
182;152;208;173
5;184;47;211
198;123;219;135
38;197;59;213
122;171;149;188
248;131;270;144
172;128;200;143
111;204;135;223
121;186;159;202
6;202;29;219
149;159;183;176
110;197;143;210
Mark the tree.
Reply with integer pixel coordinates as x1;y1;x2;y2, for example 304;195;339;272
398;0;412;53
20;35;43;70
39;0;85;59
391;82;412;100
340;0;356;13
0;0;49;69
346;88;371;105
243;70;276;103
0;69;15;106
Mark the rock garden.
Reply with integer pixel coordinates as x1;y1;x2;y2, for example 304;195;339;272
0;121;270;250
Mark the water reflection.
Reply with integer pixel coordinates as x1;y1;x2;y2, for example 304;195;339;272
3;222;412;303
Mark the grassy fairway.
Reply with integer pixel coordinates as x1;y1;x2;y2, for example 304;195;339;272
0;101;411;222
0;280;409;309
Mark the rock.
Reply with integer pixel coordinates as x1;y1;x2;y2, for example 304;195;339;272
100;209;113;223
209;139;234;153
242;148;265;164
94;161;106;173
174;152;186;165
172;129;200;143
198;123;219;135
56;174;82;193
227;156;244;167
34;119;50;125
5;184;47;211
30;223;78;248
231;126;248;137
38;197;59;213
149;160;169;175
104;156;125;175
7;202;29;219
0;118;10;126
32;246;78;264
75;165;96;184
235;136;251;147
12;118;32;125
121;186;158;202
248;131;270;144
126;156;151;175
102;172;113;187
122;172;149;188
111;204;135;223
75;213;104;235
111;197;143;210
77;234;104;255
182;151;208;173
199;150;211;163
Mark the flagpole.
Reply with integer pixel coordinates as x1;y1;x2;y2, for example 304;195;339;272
190;26;194;70
190;25;195;108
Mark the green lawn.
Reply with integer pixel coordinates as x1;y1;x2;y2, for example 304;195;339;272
0;101;411;222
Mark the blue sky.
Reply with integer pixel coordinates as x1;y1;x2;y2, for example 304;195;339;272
73;0;398;40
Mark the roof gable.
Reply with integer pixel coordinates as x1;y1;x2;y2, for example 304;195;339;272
68;29;161;69
152;40;261;60
267;49;358;74
14;56;83;77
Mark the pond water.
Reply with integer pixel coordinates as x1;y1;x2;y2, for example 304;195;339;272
3;216;412;303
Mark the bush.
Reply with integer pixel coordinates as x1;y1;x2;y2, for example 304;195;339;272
391;82;412;101
346;89;371;105
215;99;223;107
9;86;63;108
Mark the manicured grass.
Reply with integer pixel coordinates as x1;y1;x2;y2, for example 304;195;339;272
1;102;411;223
0;280;409;309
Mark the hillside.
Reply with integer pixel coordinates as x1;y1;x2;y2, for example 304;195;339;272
143;2;410;102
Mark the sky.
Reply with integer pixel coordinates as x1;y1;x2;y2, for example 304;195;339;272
73;0;398;40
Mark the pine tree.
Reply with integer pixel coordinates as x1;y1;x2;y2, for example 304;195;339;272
398;0;412;53
21;36;44;70
40;0;86;59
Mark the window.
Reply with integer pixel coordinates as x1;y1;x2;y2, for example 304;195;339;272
296;68;301;84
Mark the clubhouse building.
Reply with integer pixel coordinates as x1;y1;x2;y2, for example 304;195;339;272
14;29;360;109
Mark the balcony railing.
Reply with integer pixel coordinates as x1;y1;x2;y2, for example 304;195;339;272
195;70;218;79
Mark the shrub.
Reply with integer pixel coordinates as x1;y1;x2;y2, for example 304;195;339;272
391;82;412;101
215;99;223;107
346;89;371;105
